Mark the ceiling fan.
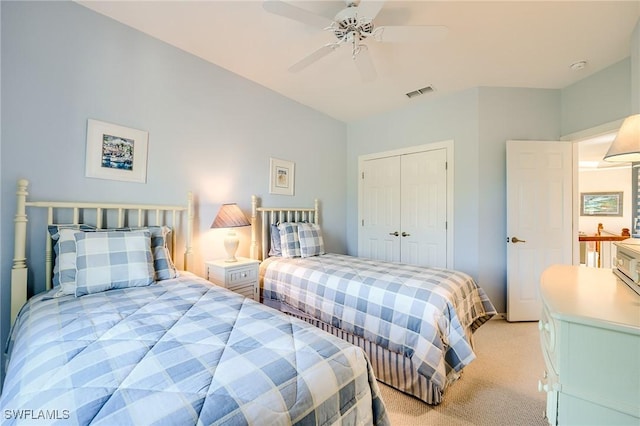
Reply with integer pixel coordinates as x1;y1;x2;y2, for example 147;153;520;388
263;0;448;81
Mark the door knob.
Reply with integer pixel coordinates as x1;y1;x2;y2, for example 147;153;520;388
511;236;526;243
401;232;411;237
389;231;399;236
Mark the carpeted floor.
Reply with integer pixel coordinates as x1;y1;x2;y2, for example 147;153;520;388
379;319;548;426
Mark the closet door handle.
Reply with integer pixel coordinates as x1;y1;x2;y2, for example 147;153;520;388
401;232;410;237
389;231;399;236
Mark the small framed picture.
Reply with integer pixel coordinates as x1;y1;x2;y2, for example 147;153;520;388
85;119;149;183
269;158;295;196
580;191;623;216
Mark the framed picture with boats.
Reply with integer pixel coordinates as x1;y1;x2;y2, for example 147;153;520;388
85;119;149;183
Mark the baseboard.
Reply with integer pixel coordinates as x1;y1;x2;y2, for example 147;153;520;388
491;313;506;320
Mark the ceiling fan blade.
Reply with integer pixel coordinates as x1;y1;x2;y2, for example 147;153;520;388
289;44;338;73
354;45;377;82
357;0;386;21
263;0;334;29
375;25;448;43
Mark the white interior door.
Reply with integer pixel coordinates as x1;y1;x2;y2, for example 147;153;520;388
360;155;401;262
506;140;573;322
401;149;447;267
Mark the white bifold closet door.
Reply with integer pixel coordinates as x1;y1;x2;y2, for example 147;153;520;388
360;149;447;268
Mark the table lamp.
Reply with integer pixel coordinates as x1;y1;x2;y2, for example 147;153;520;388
211;203;251;262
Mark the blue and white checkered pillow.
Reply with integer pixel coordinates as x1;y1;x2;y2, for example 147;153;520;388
74;230;155;296
48;224;96;292
278;222;301;258
268;224;282;257
49;226;97;296
123;226;178;280
149;226;178;281
298;223;325;257
48;225;177;296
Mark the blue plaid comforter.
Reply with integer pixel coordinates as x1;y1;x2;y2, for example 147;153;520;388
261;254;496;390
1;273;388;426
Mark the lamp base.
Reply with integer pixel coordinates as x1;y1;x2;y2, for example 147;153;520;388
224;230;240;262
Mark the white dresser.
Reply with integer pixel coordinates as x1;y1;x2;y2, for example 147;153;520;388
539;265;640;425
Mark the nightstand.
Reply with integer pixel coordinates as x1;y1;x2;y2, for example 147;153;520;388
205;257;260;301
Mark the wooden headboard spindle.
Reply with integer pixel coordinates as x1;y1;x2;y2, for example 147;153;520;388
11;179;29;324
250;195;319;261
11;179;194;324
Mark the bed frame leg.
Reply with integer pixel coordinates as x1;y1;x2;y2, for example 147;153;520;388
11;179;29;323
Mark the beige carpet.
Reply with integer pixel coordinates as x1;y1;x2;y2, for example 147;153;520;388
379;319;548;426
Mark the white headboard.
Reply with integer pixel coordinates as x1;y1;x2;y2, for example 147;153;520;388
250;195;319;261
11;179;194;323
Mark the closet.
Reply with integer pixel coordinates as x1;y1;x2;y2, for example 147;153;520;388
358;142;452;268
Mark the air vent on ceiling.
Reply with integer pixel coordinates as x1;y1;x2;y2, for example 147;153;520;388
406;85;435;99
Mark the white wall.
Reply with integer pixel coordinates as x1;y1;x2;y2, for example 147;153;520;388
578;167;633;234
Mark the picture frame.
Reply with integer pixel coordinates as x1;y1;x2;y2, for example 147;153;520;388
269;158;295;196
85;119;149;183
580;191;623;216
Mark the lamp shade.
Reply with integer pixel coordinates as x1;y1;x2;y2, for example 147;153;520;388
211;203;250;262
604;114;640;162
211;203;250;229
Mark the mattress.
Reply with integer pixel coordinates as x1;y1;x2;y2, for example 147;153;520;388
261;253;496;392
1;272;389;425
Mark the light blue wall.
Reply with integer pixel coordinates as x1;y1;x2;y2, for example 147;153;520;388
477;87;560;309
561;58;632;135
346;87;560;313
0;1;347;381
346;89;480;276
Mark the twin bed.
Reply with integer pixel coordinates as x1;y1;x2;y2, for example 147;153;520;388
249;197;496;405
2;180;496;425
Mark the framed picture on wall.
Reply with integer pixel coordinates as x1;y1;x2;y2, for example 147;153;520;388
269;158;295;196
85;119;149;183
580;191;623;216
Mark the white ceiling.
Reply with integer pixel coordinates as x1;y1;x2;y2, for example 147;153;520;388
578;132;617;169
78;1;640;123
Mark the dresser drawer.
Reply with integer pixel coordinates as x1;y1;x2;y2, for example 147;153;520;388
539;303;559;376
227;266;257;285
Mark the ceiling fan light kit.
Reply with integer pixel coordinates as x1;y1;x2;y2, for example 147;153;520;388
263;0;448;81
